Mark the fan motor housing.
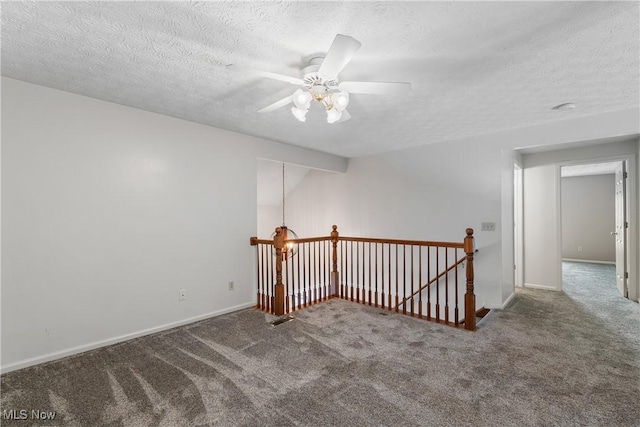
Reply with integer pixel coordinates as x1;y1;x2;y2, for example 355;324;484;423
302;57;339;89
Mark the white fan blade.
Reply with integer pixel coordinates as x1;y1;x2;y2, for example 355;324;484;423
338;109;351;123
339;81;411;95
318;34;362;80
227;64;304;85
258;96;293;113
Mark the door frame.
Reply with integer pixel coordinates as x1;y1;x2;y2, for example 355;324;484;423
514;161;524;287
556;154;637;301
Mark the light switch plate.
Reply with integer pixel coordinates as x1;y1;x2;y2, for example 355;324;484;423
481;222;496;232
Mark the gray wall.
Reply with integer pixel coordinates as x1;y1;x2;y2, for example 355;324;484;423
561;174;615;262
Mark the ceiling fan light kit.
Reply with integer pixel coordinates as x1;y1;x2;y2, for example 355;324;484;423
235;34;411;124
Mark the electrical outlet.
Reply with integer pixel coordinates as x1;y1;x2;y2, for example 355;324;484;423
481;222;496;232
228;281;234;291
179;289;187;301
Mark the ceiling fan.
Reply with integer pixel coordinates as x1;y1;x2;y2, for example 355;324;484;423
229;34;411;123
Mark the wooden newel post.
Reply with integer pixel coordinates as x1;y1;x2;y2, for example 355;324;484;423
464;228;476;331
330;225;339;297
273;227;285;316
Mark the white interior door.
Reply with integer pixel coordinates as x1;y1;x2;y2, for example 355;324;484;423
614;162;627;297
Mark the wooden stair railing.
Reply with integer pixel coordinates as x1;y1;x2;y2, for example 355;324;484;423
250;230;335;316
396;256;466;309
250;226;476;331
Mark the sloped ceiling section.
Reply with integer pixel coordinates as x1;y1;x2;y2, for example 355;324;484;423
1;2;638;158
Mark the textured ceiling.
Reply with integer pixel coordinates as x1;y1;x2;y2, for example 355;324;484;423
2;1;638;158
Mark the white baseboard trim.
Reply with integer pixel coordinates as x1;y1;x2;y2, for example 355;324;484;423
1;301;256;374
562;258;615;265
524;283;559;291
484;292;515;310
501;292;516;309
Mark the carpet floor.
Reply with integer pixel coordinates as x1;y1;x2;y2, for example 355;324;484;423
1;262;639;426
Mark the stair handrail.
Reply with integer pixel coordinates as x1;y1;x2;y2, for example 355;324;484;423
396;255;466;309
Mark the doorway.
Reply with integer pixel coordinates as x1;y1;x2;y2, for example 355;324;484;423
560;161;627;298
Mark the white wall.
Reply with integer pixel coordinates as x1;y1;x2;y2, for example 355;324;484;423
283;137;509;310
561;174;615;262
1;77;347;372
257;205;281;239
523;165;562;290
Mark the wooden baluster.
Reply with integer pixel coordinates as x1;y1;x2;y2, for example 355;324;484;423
301;242;307;307
418;246;423;319
309;241;314;304
321;240;325;300
319;241;323;301
257;241;263;310
435;247;440;322
264;245;268;312
284;251;289;313
410;245;414;316
273;227;285;316
296;240;301;310
427;246;431;320
308;242;312;306
455;248;459;326
330;225;339;298
402;245;407;315
311;241;316;304
464;228;476;331
324;240;328;300
381;243;385;309
374;243;379;308
350;241;354;302
268;244;272;311
395;244;399;312
317;241;321;302
388;244;392;309
258;242;262;311
268;245;273;313
324;240;327;300
316;241;320;303
346;240;350;299
250;238;260;310
309;242;313;304
368;242;372;306
356;242;361;303
445;247;449;324
302;242;306;306
316;241;320;302
341;240;346;298
265;244;269;311
289;246;294;312
308;242;312;305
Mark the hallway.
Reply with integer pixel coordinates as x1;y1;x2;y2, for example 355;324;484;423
562;261;639;345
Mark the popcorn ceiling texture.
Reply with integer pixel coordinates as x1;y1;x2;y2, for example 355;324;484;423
1;1;638;157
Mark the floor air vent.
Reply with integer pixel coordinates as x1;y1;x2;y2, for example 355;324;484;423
271;315;295;326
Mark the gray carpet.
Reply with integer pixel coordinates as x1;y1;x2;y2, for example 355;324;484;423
1;262;639;426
